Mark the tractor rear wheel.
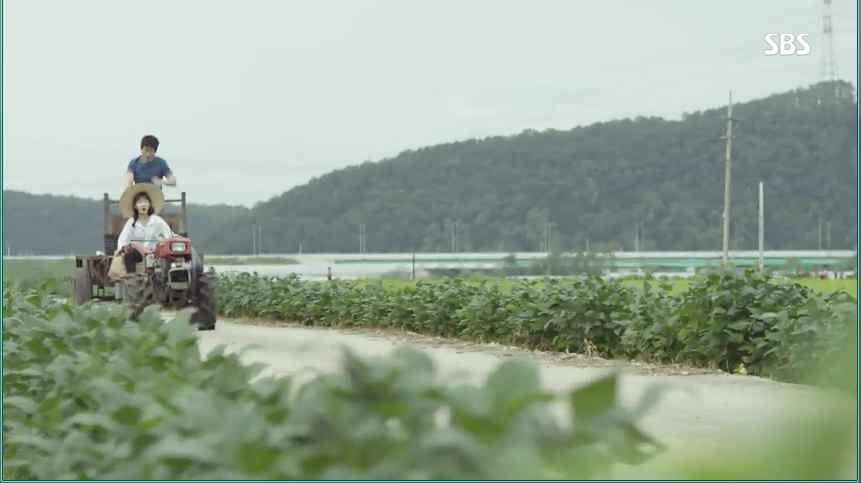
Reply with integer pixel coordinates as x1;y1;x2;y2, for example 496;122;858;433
124;273;155;320
71;269;92;305
190;271;216;330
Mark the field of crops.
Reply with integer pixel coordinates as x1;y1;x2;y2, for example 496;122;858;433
217;270;856;384
3;256;855;297
4;258;856;384
4;278;857;479
0;285;676;479
354;274;858;295
2;258;74;295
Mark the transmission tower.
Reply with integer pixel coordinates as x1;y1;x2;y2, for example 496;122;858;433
820;0;839;82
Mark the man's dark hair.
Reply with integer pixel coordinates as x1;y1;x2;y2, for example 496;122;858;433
140;135;160;151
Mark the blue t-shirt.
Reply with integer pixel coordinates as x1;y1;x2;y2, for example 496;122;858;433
127;156;172;184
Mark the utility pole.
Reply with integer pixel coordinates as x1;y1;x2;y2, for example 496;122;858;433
634;220;640;252
543;222;553;275
826;221;832;250
758;182;764;272
721;91;736;267
635;225;639;252
258;224;263;255
819;217;823;250
543;223;547;253
251;224;257;255
544;222;552;254
548;222;553;253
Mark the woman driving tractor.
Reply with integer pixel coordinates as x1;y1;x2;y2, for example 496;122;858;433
115;183;174;273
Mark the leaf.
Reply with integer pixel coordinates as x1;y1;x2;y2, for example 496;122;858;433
614;420;668;464
391;346;435;376
143;434;216;462
486;359;542;404
66;412;115;429
569;372;618;421
497;391;556;420
7;433;56;452
237;442;281;474
7;367;44;378
4;396;38;414
111;405;143;426
413;429;487;476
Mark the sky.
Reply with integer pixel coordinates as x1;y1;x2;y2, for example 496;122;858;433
3;0;857;206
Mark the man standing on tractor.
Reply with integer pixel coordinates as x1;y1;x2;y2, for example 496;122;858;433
125;134;177;189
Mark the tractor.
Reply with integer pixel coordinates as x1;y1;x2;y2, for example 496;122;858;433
70;190;217;330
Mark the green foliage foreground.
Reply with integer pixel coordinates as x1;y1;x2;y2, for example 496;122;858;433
3;287;667;479
3;278;857;478
218;270;857;386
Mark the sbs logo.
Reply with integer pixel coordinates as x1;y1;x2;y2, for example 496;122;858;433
764;33;811;56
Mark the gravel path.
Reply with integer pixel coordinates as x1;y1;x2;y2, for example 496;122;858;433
192;317;856;478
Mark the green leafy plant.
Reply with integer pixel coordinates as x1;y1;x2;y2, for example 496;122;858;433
216;269;855;384
3;285;667;479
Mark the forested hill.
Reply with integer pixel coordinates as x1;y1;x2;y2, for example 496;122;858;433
205;81;857;254
5;81;856;255
2;190;249;255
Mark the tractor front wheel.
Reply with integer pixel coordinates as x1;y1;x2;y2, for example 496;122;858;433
190;271;217;330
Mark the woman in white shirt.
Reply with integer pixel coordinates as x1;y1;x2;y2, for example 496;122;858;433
116;183;174;273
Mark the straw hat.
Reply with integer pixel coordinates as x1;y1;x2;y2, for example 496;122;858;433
119;183;165;218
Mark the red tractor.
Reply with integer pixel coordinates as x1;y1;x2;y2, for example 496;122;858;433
70;191;217;330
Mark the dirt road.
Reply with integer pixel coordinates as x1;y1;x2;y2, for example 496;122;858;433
196;318;855;478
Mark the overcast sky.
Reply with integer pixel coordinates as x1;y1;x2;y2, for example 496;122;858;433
3;0;857;206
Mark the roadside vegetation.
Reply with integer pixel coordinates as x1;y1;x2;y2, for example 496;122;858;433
218;270;856;385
